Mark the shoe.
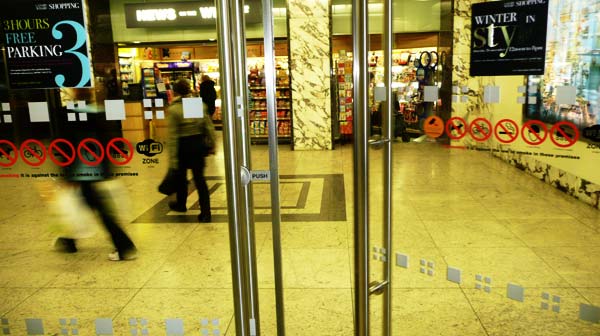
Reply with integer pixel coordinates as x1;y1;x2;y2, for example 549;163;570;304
108;249;137;261
198;213;212;223
54;237;77;253
169;201;187;212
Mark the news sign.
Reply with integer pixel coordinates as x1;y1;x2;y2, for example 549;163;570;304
470;0;549;76
1;0;92;89
124;1;263;28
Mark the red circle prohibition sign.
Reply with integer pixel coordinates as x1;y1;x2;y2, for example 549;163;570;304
521;120;548;146
48;138;76;167
494;119;519;144
20;139;47;167
469;117;492;142
107;137;134;165
0;139;18;167
550;121;580;148
77;138;105;166
446;116;467;140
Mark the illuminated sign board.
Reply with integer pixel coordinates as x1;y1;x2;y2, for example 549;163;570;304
1;0;92;89
124;1;261;28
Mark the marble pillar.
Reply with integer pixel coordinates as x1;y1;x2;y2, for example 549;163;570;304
288;0;332;150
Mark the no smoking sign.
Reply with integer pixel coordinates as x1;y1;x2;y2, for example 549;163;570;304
494;119;519;144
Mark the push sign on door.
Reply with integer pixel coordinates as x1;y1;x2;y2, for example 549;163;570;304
251;170;270;181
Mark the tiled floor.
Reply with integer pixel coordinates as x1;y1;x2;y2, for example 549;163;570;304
1;136;599;335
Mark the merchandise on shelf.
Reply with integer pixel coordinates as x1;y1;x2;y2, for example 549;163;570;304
333;47;439;137
154;61;197;102
247;57;292;140
118;55;135;96
141;68;157;98
334;52;354;136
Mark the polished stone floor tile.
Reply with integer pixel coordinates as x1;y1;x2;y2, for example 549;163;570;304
578;288;600;306
367;217;437;248
268;221;350;249
440;247;570;288
115;288;234;335
255;288;354;336
124;222;199;251
0;249;78;288
532;246;600;287
258;248;352;289
379;288;487;335
0;222;57;250
423;218;526;248
504;218;600;247
143;247;233;289
0;139;599;335
482;198;575;219
412;200;494;221
463;288;600;336
577;216;600;232
0;287;37;315
47;249;172;289
388;246;454;289
3;288;138;335
178;223;240;251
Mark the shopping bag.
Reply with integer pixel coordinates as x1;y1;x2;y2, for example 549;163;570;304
158;168;179;195
49;185;98;239
94;179;131;225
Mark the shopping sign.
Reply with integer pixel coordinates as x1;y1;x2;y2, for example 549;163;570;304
2;0;92;89
470;0;548;76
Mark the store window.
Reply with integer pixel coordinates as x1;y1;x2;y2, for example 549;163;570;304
330;0;448;142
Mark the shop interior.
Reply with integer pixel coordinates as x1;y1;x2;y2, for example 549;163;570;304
116;40;291;143
114;32;445;145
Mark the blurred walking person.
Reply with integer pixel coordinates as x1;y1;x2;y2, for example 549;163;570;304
167;78;216;223
53;106;137;261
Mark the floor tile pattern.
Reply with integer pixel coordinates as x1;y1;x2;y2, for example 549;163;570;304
0;140;598;335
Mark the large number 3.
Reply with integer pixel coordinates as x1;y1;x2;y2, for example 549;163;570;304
52;20;90;88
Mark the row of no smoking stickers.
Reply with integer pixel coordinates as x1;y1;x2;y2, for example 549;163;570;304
0;138;134;168
423;116;579;148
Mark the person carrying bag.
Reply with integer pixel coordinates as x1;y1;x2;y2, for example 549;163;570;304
161;78;216;223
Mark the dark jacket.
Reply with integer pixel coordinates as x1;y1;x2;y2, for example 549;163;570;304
199;79;217;116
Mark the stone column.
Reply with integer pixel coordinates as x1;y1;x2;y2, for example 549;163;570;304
288;0;332;150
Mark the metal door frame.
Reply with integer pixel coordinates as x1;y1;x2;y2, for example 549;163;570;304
217;0;393;334
216;0;286;335
353;0;394;335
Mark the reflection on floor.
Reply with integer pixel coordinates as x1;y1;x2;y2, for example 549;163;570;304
0;140;599;335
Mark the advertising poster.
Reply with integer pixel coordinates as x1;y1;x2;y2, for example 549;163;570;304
524;0;599;140
1;0;91;89
470;0;549;76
